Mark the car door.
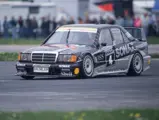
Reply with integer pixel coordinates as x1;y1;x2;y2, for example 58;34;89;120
110;28;134;71
93;28;116;73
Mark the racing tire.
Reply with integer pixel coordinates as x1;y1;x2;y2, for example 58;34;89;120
127;53;143;76
21;76;35;80
81;55;94;78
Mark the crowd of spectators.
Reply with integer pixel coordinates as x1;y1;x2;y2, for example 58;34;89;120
0;15;70;39
0;13;159;39
80;13;159;37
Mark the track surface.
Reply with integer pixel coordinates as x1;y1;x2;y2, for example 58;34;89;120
0;60;159;111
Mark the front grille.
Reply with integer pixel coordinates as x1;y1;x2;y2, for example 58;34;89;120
32;53;56;63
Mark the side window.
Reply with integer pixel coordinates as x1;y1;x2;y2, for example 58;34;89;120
99;29;113;46
121;31;130;43
110;28;123;45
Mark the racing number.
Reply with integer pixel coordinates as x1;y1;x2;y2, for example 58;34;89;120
106;53;115;67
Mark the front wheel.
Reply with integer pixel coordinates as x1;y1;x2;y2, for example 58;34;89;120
127;53;143;76
81;55;94;78
21;76;35;80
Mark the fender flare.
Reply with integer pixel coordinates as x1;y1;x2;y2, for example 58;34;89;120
127;51;144;72
80;52;95;62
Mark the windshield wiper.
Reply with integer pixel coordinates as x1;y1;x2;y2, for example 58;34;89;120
66;29;70;46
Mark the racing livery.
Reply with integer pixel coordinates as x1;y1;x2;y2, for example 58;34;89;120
16;24;151;79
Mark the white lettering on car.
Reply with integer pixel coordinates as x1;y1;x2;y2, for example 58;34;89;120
59;65;70;68
115;43;135;58
108;55;113;65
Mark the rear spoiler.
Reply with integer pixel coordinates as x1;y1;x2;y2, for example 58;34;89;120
124;27;147;41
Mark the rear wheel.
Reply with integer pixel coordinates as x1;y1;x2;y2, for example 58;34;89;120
21;76;35;80
127;53;143;76
81;55;94;78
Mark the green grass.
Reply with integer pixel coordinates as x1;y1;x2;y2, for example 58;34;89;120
0;109;159;120
147;36;159;44
0;38;43;45
0;52;18;61
150;53;159;58
0;37;159;45
0;52;159;61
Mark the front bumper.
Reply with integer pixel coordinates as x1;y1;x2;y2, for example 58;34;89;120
16;62;82;77
143;55;151;71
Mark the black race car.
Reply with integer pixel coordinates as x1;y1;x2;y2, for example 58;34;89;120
16;24;151;79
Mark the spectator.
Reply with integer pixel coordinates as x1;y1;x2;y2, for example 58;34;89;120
18;16;24;38
99;16;105;24
124;15;133;27
141;13;149;36
45;16;51;36
91;18;98;24
148;14;157;36
134;16;141;28
3;16;10;38
107;16;115;24
78;17;83;24
68;17;75;24
116;16;124;26
10;16;18;39
0;20;1;37
41;17;47;38
156;16;159;36
32;17;38;39
26;16;32;38
59;17;67;26
85;15;90;24
51;17;57;31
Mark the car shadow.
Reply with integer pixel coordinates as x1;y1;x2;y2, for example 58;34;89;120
20;73;154;81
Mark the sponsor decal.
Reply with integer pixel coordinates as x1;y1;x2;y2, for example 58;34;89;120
59;65;70;68
106;53;115;67
61;72;73;76
49;44;78;50
95;52;105;62
105;49;114;55
115;43;135;59
94;51;116;68
69;45;77;50
56;27;97;33
16;62;25;67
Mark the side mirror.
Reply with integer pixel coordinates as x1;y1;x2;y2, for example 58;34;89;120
138;38;142;41
101;42;107;46
138;38;146;41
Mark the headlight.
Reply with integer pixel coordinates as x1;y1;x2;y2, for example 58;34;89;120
58;54;77;62
18;53;31;61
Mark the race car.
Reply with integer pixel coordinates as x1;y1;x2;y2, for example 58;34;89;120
16;24;151;80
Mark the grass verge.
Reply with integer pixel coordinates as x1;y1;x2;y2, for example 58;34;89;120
0;52;159;61
150;53;159;59
0;38;43;45
0;37;158;45
0;52;18;61
147;36;159;44
0;109;159;120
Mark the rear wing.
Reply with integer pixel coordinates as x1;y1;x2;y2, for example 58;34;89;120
124;27;147;41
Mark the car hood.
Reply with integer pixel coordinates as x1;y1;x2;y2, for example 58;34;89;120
22;44;94;54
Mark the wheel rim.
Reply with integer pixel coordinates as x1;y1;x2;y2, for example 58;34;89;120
83;56;94;76
133;54;142;73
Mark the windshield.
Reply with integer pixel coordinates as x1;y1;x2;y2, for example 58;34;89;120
45;27;97;45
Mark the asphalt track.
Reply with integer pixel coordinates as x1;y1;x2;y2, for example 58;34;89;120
0;60;159;111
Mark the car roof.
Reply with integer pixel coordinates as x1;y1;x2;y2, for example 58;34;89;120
62;24;122;29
